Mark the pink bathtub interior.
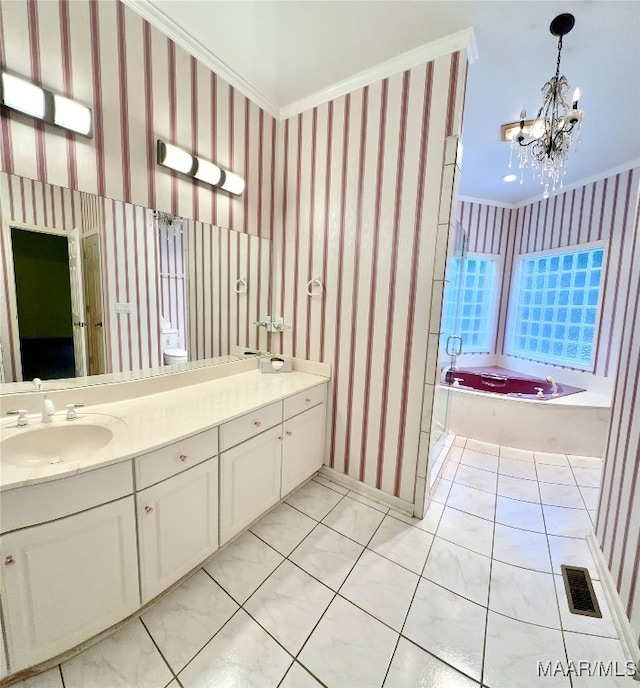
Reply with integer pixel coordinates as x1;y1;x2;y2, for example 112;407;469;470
443;366;584;400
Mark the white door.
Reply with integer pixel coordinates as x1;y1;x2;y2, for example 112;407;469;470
219;425;282;544
137;458;219;603
67;227;87;377
82;234;106;375
281;404;326;496
0;497;139;673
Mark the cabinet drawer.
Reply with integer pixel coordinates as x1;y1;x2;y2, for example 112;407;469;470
283;384;327;420
1;462;133;534
135;427;218;490
219;401;282;452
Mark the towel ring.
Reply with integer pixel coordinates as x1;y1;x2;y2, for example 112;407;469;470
306;277;324;297
234;277;247;294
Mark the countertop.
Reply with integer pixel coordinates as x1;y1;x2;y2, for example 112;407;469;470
0;369;329;491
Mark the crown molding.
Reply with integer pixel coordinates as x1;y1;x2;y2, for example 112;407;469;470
458;195;519;210
279;27;477;120
460;158;640;211
121;0;280;119
122;2;475;123
517;158;640;207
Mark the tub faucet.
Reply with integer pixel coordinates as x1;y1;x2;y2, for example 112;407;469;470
41;394;55;423
546;376;558;396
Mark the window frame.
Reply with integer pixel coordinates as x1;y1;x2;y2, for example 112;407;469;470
505;241;607;371
443;252;501;355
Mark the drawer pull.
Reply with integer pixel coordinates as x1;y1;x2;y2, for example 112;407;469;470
144;506;154;514
305;398;311;403
4;555;15;566
286;430;292;436
278;436;283;441
254;420;262;427
179;454;189;462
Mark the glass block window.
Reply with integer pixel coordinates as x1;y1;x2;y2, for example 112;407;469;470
508;246;604;367
442;256;497;353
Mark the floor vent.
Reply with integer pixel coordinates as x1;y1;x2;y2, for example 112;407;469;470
561;565;602;618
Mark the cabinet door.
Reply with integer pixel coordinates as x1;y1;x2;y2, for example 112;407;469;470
220;425;282;544
0;497;139;673
137;457;218;603
281;403;326;496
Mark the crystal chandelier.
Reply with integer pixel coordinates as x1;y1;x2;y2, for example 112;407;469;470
502;13;583;198
154;211;184;241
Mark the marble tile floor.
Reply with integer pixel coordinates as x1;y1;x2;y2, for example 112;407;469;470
15;439;635;688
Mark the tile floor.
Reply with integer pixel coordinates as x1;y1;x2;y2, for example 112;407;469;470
15;438;636;688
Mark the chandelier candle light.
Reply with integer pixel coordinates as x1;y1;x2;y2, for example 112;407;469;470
502;13;583;198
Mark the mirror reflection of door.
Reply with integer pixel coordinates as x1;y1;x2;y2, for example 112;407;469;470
8;226;105;381
82;234;106;376
11;227;76;379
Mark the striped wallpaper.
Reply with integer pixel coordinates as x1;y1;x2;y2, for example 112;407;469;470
458;167;640;377
458;200;513;256
595;181;640;642
187;220;271;361
0;0;276;239
272;52;468;503
99;196;163;374
0;172;271;381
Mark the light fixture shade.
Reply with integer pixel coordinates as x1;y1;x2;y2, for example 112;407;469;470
1;72;45;119
53;95;92;136
156;139;245;195
157;141;194;174
220;171;245;196
194;158;223;186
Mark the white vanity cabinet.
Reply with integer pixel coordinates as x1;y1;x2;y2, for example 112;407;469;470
0;371;330;682
281;402;326;496
136;457;219;603
0;496;139;673
219;384;327;544
219;424;283;543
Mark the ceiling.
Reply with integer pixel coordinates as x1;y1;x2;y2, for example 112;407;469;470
129;0;640;205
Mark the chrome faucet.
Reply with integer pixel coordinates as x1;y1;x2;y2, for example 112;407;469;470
42;394;55;423
546;375;558;396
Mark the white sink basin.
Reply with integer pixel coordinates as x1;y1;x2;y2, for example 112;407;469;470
2;423;114;467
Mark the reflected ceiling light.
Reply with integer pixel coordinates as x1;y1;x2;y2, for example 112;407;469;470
0;70;92;137
156;139;245;196
501;13;583;198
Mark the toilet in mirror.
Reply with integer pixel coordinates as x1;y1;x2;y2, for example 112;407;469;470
161;321;188;365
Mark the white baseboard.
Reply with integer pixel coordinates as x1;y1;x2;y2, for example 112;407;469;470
318;466;413;515
587;533;640;681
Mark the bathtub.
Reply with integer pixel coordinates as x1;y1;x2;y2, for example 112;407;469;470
444;365;584;400
444;366;610;457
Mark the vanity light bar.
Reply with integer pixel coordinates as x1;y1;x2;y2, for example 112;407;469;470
0;70;92;137
156;140;245;196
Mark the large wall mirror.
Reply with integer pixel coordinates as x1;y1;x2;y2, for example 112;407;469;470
0;172;272;392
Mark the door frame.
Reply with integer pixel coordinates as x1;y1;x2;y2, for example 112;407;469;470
2;220;85;382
